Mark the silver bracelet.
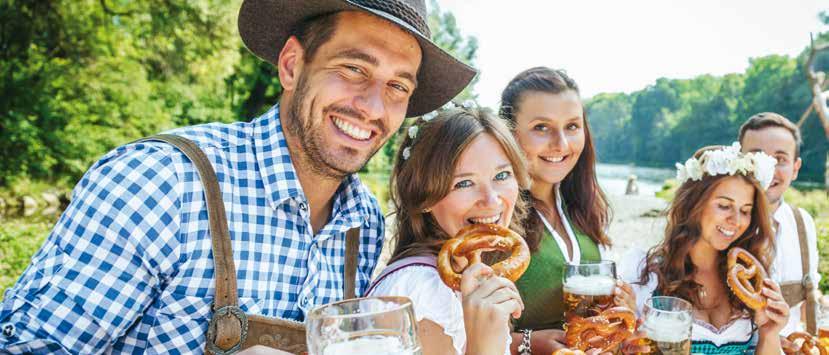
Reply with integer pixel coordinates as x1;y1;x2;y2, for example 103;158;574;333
517;329;532;355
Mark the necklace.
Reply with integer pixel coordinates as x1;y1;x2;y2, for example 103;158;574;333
698;286;708;299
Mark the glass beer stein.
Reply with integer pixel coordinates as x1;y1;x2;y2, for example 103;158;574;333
640;296;693;355
306;296;421;355
563;260;617;322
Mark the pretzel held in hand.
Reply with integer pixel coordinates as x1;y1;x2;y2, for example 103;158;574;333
437;224;530;291
784;332;828;355
565;307;636;353
726;247;768;310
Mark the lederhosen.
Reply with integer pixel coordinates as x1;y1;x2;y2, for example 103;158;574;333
138;135;360;354
778;206;818;335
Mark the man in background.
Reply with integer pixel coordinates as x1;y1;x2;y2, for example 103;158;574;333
739;112;822;337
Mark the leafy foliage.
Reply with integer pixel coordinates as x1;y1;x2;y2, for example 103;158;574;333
0;216;53;297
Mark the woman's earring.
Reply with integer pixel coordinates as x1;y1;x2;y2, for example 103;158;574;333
422;208;431;213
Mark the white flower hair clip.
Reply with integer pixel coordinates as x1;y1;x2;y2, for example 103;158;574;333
402;100;478;160
674;142;777;189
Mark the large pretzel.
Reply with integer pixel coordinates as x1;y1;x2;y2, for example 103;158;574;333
436;224;530;291
726;247;768;310
784;332;828;355
820;338;829;354
565;307;636;353
552;349;586;355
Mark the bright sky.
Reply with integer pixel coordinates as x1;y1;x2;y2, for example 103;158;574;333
433;0;828;108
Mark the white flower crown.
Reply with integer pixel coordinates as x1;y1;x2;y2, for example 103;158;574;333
675;142;777;190
402;99;476;161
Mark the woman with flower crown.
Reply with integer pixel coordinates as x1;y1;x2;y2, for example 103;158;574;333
366;104;531;355
620;144;790;354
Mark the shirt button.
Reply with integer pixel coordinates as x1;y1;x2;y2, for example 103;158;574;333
299;202;308;212
2;323;14;337
301;297;309;307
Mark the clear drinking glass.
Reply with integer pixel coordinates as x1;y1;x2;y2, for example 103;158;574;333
640;296;693;355
306;296;421;355
819;302;829;340
563;260;618;321
563;260;618;351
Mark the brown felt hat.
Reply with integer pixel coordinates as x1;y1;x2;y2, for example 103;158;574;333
238;0;477;117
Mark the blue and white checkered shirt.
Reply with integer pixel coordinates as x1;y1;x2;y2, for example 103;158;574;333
0;104;385;354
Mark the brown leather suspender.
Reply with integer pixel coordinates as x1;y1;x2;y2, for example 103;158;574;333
138;135;361;354
792;206;818;335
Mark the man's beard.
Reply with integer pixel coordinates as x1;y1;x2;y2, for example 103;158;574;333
284;72;385;180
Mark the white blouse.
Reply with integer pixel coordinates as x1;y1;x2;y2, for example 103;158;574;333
368;262;512;355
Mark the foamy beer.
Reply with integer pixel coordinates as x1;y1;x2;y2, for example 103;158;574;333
306;296;422;355
819;303;829;340
563;260;617;321
639;296;693;355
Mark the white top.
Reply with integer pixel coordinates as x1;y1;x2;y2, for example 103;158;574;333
537;186;607;262
368;263;512;355
769;200;820;335
620;249;756;347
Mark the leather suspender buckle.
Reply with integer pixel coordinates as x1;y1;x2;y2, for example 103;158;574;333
803;274;816;291
207;305;249;355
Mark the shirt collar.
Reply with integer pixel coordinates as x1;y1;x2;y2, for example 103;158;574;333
772;198;789;224
252;104;374;225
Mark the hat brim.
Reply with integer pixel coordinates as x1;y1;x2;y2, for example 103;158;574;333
238;0;477;117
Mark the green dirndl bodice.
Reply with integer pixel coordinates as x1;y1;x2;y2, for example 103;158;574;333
513;225;602;330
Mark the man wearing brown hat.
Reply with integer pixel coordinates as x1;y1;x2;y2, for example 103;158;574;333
0;1;474;354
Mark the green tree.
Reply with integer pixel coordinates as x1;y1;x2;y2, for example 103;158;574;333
586;93;633;162
427;0;479;102
0;0;243;186
630;78;679;164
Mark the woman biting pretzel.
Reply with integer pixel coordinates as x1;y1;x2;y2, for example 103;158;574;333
366;104;531;355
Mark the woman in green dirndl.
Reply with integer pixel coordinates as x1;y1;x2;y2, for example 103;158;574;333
500;67;640;354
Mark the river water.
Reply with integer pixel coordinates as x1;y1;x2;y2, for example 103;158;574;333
596;163;673;197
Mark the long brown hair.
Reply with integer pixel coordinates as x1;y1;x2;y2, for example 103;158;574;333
639;147;774;313
499;67;611;251
388;107;531;263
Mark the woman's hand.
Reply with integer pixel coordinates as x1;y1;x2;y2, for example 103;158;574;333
461;263;524;355
517;328;567;354
611;281;648;354
614;280;637;313
754;278;790;337
618;319;650;354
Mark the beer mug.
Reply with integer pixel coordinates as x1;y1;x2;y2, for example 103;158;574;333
819;302;829;339
640;296;693;355
306;296;421;355
563;260;617;321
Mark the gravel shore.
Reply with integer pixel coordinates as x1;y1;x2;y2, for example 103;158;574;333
604;193;668;262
